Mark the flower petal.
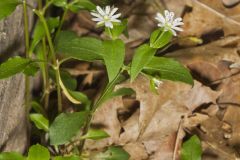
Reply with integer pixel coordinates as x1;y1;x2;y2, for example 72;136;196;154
172;26;183;32
96;6;106;16
110;7;118;16
105;6;111;14
92;18;103;22
105;21;113;28
90;12;103;19
111;13;121;19
155;13;165;23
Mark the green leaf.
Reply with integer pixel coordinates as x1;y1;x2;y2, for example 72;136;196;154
0;0;20;20
58;70;88;104
103;39;125;82
54;155;81;160
30;17;60;53
30;113;49;132
143;57;193;85
105;19;128;39
23;63;39;76
27;144;50;160
0;56;32;79
31;101;45;115
49;111;88;145
150;29;172;49
81;129;109;140
130;44;157;82
60;70;77;90
94;146;130;160
53;0;67;7
68;0;96;12
181;135;202;160
55;31;103;61
0;152;25;160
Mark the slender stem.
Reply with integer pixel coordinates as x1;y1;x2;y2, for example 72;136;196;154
78;71;122;154
37;0;50;110
23;0;31;110
34;10;62;112
55;8;68;39
42;39;50;110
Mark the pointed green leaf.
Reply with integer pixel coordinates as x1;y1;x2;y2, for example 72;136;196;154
30;17;60;53
181;135;202;160
53;0;67;7
23;63;39;76
68;0;96;12
81;129;109;140
94;146;130;160
0;0;21;20
143;57;193;85
60;70;77;90
130;44;157;82
105;19;128;39
55;31;103;61
49;112;88;145
150;29;172;49
31;101;45;115
30;113;49;132
0;152;25;160
27;144;50;160
54;155;81;160
0;56;32;79
103;39;125;82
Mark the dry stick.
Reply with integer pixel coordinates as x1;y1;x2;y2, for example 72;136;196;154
173;119;184;160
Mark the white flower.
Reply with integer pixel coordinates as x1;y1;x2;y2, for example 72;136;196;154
91;6;121;29
153;78;163;89
155;10;184;36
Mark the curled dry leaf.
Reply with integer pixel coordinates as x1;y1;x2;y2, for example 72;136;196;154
85;75;221;159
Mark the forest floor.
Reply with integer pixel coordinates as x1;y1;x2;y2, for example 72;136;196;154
36;0;240;159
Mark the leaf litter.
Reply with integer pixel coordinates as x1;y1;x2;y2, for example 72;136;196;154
61;0;240;159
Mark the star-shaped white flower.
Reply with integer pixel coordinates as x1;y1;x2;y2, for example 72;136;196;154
91;6;121;29
155;10;184;36
153;78;163;89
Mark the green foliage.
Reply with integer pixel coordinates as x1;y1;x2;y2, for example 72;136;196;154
68;0;96;12
60;70;77;90
54;155;81;160
81;129;110;140
53;0;68;7
103;39;125;82
55;31;103;61
150;29;172;49
94;146;130;160
0;152;25;160
0;57;32;79
105;19;128;39
49;112;88;145
181;135;202;160
27;144;50;160
23;63;39;76
143;57;194;85
30;113;49;132
31;101;45;115
30;17;60;53
130;44;157;82
0;0;21;20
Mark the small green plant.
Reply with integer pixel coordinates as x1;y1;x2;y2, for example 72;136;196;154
181;135;202;160
0;0;193;159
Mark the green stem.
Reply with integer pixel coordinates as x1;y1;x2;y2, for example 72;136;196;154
78;71;122;154
55;8;68;39
42;38;50;110
37;0;50;110
34;10;62;113
23;0;31;110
